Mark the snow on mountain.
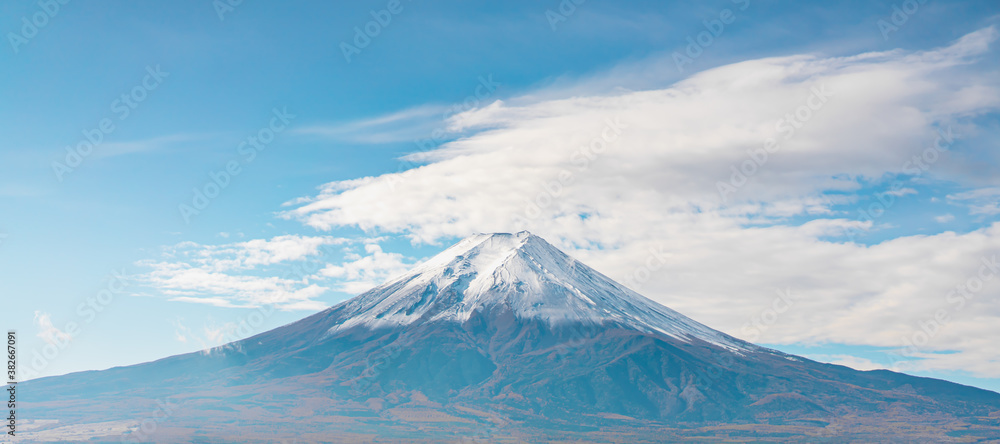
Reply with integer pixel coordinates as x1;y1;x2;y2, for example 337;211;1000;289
23;233;1000;443
326;231;754;351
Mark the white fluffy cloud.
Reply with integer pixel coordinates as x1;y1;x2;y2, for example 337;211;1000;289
141;235;356;310
33;311;72;346
287;28;998;239
143;260;330;311
140;231;420;312
281;29;1000;376
804;354;889;372
174;234;349;272
315;243;412;294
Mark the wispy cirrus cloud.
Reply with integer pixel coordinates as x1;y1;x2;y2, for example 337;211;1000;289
292;105;454;144
948;187;1000;215
935;214;956;223
93;133;210;159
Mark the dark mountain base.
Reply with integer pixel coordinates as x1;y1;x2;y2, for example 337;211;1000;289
16;387;1000;443
19;320;1000;443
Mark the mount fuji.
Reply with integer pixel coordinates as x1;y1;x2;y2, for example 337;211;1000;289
21;232;1000;442
327;232;748;350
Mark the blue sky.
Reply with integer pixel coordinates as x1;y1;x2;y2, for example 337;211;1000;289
2;0;1000;392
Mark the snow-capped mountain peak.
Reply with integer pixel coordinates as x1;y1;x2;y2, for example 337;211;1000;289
327;231;752;350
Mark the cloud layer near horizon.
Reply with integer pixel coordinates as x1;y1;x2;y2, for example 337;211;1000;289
276;28;1000;377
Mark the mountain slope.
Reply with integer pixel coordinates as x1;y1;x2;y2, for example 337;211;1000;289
323;231;752;350
20;232;1000;442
